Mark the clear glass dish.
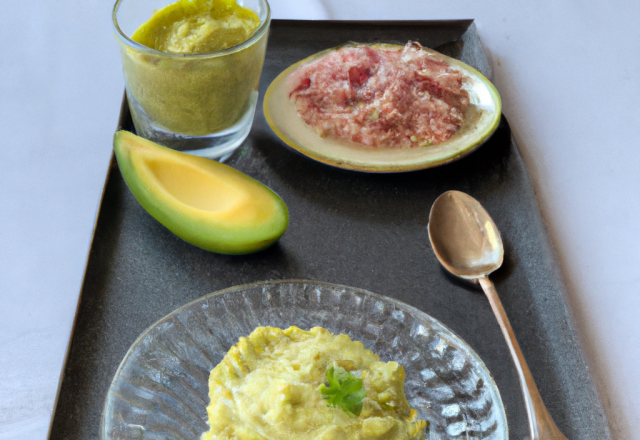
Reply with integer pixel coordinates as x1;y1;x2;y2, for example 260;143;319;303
101;280;507;439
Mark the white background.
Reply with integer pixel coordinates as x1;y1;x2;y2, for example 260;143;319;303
0;0;638;438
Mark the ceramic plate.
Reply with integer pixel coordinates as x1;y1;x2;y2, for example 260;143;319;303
264;44;502;173
101;280;507;439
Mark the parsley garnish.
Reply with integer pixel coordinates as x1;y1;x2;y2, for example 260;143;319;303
318;363;366;417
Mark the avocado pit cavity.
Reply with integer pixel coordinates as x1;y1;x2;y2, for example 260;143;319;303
147;159;245;213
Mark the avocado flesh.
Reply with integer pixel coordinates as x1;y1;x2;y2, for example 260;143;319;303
113;131;288;254
131;0;260;54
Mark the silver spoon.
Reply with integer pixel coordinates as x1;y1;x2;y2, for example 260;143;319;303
428;190;569;440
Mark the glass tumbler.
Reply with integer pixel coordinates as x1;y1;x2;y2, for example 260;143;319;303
113;0;270;158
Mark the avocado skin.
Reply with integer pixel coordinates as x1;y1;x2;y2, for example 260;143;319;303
113;131;289;254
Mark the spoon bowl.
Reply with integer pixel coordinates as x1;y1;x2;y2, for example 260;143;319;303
428;190;569;440
428;191;503;279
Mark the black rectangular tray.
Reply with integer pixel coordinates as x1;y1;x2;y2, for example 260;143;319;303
51;20;611;439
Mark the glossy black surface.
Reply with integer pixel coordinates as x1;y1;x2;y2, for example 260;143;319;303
51;20;611;440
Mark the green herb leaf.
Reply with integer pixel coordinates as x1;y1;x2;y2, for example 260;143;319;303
318;363;366;417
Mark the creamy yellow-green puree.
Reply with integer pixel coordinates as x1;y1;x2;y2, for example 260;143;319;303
132;0;259;54
203;326;427;440
120;0;266;135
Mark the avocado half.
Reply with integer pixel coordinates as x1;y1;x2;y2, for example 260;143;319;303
113;131;289;254
264;43;502;173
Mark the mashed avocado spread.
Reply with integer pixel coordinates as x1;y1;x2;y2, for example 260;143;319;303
203;326;427;440
121;0;266;136
131;0;259;54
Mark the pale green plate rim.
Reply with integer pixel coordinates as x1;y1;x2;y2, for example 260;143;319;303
264;42;502;173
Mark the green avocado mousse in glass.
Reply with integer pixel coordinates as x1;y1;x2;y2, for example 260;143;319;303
113;0;270;158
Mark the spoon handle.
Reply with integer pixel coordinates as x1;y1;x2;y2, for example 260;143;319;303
479;276;569;440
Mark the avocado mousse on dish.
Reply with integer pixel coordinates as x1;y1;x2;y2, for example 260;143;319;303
203;326;428;440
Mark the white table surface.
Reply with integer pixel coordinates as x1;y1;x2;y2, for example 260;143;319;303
1;0;638;438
